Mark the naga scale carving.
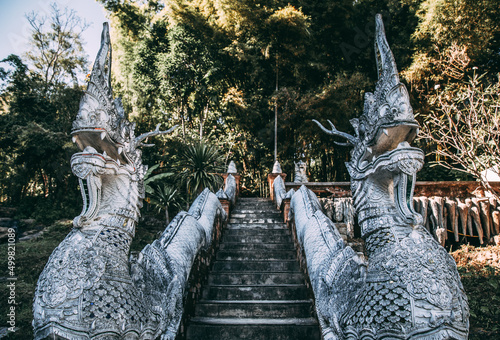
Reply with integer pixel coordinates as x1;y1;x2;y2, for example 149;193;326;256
33;23;229;339
288;14;469;339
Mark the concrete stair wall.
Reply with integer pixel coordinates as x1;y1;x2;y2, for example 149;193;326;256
185;197;320;340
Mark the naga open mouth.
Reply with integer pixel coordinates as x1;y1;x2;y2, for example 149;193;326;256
353;124;423;174
392;151;423;224
70;146;106;228
72;130;131;167
350;123;425;225
359;122;419;167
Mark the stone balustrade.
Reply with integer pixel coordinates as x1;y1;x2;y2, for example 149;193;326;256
175;168;239;338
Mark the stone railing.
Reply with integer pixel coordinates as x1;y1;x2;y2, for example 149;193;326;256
135;188;228;339
173;167;239;338
285;184;366;339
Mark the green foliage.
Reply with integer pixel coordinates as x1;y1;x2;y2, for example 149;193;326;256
101;0;350;194
25;3;89;86
173;141;225;199
412;0;500;72
144;163;174;194
156;22;225;140
147;184;184;223
404;0;500;108
96;0;500;192
0;4;87;223
0;55;81;208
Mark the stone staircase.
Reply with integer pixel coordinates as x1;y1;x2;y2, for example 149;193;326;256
185;197;320;339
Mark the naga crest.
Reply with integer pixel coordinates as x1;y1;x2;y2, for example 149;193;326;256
314;14;423;178
72;23;175;176
314;14;424;226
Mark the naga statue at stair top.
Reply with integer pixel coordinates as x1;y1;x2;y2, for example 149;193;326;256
310;14;469;339
33;23;226;339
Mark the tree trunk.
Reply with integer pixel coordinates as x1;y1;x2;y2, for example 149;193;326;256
200;103;208;140
41;170;49;197
180;102;186;142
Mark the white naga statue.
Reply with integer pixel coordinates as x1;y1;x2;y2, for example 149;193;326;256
33;23;227;339
287;14;469;339
294;160;309;183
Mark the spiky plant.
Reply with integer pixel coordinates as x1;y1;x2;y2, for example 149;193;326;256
175;142;225;199
147;184;184;224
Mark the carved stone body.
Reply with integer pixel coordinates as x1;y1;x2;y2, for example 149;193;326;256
33;148;161;338
343;153;468;339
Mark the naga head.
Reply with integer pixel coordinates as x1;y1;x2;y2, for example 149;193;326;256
294;160;308;183
314;15;424;225
71;23;176;175
70;23;176;228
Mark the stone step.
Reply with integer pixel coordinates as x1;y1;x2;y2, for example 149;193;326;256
223;234;292;244
220;242;294;251
216;248;295;259
186;317;320;340
229;218;283;224
213;260;300;272
230;213;282;220
230;207;277;212
185;196;320;340
203;284;309;300
230;207;279;213
224;228;290;236
235;198;274;203
216;249;297;261
232;205;277;211
226;223;287;230
231;209;281;215
234;200;275;205
233;204;276;209
208;272;304;285
238;198;272;202
195;300;314;318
